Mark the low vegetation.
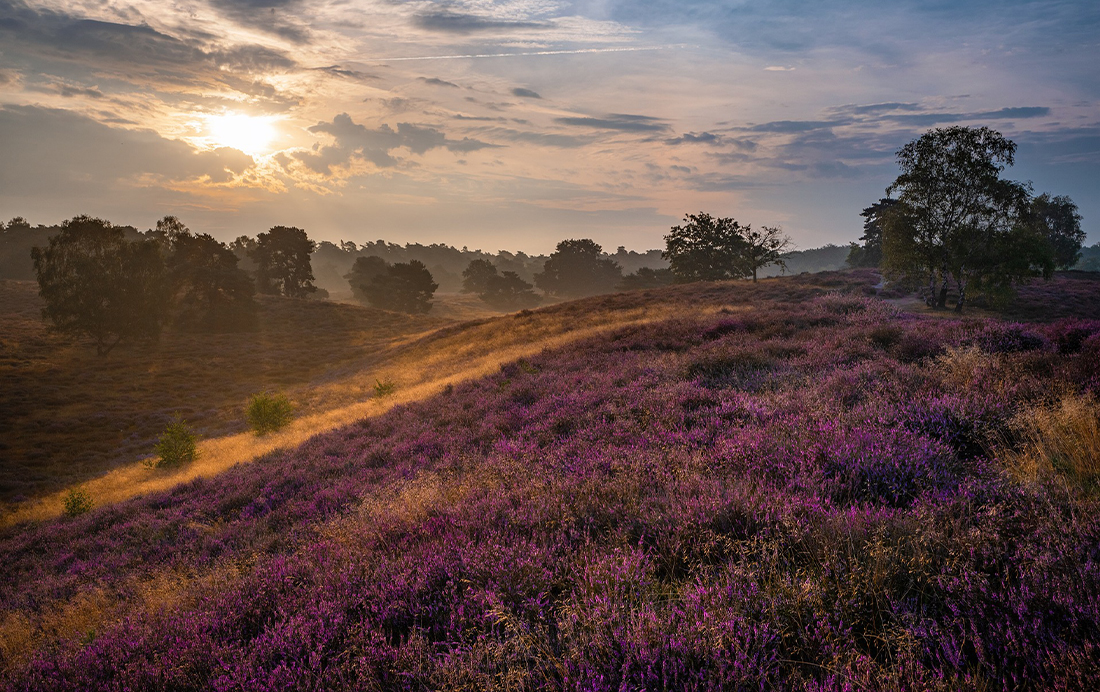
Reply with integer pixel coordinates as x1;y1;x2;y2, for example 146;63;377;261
2;271;1099;688
148;418;199;469
246;392;294;435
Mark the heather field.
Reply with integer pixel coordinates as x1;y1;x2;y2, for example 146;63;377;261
3;271;1100;689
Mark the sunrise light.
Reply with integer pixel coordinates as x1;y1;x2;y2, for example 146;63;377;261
206;112;278;155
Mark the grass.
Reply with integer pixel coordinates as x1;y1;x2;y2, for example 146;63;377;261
0;280;442;505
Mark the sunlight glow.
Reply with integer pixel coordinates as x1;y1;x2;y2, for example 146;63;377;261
206;113;278;155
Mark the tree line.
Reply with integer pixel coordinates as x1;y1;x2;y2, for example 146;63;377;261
847;126;1087;311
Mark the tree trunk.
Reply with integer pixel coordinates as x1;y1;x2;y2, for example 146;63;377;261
937;275;949;309
752;266;758;283
926;272;937;307
954;277;967;313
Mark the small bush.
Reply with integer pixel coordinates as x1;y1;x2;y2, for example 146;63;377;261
148;417;198;468
247;392;294;435
62;488;93;517
373;379;396;398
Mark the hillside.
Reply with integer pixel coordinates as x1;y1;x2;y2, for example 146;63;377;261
2;270;1100;688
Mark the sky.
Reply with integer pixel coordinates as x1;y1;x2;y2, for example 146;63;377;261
0;0;1097;253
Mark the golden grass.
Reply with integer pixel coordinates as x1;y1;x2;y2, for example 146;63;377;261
1;296;727;526
1000;394;1100;489
1;271;868;525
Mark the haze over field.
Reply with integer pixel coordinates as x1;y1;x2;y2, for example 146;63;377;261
1;0;1098;250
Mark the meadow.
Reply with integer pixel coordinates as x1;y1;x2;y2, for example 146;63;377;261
2;270;1100;689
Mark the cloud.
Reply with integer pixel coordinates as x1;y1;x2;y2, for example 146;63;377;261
0;2;298;100
555;113;669;132
512;87;542;99
208;0;311;43
315;65;379;81
31;82;106;99
0;105;256;198
297;113;498;173
747;120;845;133
477;127;594;148
413;11;552;34
664;132;724;145
885;106;1051;126
419;77;461;88
764;66;794;71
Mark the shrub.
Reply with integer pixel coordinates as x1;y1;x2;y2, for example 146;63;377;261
247;392;294;435
148;417;198;468
62;488;93;517
373;379;396;398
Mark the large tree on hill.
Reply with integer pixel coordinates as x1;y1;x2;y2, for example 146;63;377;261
663;213;749;282
157;216;256;330
882;126;1056;312
249;226;317;298
534;238;622;298
361;260;439;313
31;215;170;355
741;225;792;282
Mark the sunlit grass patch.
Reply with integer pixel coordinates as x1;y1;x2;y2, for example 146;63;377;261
1000;393;1100;490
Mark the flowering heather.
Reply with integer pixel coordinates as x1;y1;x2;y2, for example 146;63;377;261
2;283;1100;690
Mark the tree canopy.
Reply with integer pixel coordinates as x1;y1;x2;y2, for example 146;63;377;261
157;216;256;330
360;259;439;314
31;215;170;355
880;126;1072;311
461;259;498;294
345;255;390;304
480;271;540;310
741;225;792;282
250;226;317;298
1026;194;1085;270
662;213;749;282
846;198;898;269
534;239;622;298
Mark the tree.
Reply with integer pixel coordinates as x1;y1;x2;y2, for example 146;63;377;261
741;225;792;282
618;267;675;291
462;259;498;294
249;226;317;298
1026;194;1085;269
345;255;390;303
847;198;898;268
662;213;749;282
362;260;439;313
480;271;540;310
157;216;256;330
31;215;170;355
882;126;1050;312
534;239;622;297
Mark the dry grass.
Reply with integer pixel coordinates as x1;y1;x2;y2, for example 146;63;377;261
0;271;875;525
1000;394;1100;489
0;280;441;504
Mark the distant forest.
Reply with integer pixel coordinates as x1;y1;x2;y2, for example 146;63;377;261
0;218;880;297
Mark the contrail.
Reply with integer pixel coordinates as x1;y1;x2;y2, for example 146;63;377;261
369;45;675;62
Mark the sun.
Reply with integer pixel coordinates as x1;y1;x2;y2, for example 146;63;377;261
206;113;278;155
